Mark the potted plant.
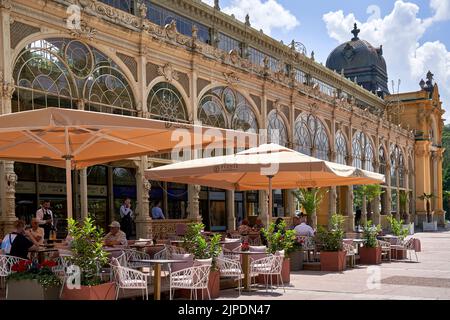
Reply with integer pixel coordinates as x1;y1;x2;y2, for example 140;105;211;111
418;193;437;231
386;215;409;260
399;192;414;234
293;187;327;229
353;184;384;222
7;259;61;300
359;221;382;265
61;217;114;300
260;220;297;283
182;222;222;299
316;214;346;272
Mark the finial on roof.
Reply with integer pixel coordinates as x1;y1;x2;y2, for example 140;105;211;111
214;0;220;10
245;14;251;26
419;79;425;90
426;70;434;82
351;23;360;41
311;50;315;61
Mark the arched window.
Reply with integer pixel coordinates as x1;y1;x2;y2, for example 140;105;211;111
379;146;386;175
267;110;288;147
148;82;187;122
293;113;330;160
390;145;398;187
198;86;258;132
13;39;136;116
335;131;347;165
352;131;374;171
398;152;405;187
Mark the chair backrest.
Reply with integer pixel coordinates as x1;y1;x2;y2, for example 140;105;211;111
377;240;391;249
175;224;188;236
0;255;27;276
343;243;355;255
116;252;128;266
193;258;212;267
249;245;267;262
270;255;283;274
191;265;211;289
165;245;186;258
170;253;194;272
223;240;241;252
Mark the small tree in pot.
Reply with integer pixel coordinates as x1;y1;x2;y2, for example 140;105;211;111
61;217;113;300
293;188;327;228
182;222;222;299
261;220;297;283
359;221;382;264
316;214;346;272
418;193;435;223
386;215;409;240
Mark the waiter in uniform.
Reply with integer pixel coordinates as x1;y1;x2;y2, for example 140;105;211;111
36;200;55;240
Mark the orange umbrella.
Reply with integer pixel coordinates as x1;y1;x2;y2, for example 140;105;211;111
145;143;385;224
0;108;256;218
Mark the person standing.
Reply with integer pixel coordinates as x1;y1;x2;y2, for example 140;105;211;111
36;200;55;240
120;198;134;239
151;201;165;220
355;207;362;231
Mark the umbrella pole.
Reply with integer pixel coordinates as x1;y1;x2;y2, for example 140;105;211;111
65;157;73;220
267;175;273;226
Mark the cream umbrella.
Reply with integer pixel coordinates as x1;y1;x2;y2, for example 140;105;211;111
0;107;256;218
145;143;385;224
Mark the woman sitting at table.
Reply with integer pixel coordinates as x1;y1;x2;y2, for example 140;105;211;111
238;219;252;235
26;218;45;246
1;220;36;259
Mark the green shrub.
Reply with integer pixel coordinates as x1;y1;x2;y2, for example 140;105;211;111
362;220;382;248
261;220;297;254
386;215;408;239
316;214;345;252
182;223;222;269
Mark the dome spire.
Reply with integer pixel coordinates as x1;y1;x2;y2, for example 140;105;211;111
351;23;360;41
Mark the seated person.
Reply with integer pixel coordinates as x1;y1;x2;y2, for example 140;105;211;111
104;221;127;247
290;216;301;229
294;214;315;237
26;218;45;246
238;219;252;235
1;220;36;259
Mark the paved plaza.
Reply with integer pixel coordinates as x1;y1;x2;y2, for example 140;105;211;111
219;231;450;300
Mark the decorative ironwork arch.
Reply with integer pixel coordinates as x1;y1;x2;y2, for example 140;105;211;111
335;130;347;165
198;86;258;132
148;82;188;122
267;110;288;147
389;144;405;188
12;38;136;115
293;113;330;160
352;131;374;171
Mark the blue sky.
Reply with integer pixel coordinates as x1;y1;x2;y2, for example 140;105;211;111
203;0;450;122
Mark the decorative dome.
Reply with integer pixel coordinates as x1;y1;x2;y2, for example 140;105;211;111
326;23;389;96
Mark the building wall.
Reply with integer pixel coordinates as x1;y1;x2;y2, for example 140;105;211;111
0;0;442;238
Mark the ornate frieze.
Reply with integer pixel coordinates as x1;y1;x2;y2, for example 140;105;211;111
68;20;96;40
223;72;239;85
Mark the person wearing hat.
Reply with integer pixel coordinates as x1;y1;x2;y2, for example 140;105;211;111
104;221;127;246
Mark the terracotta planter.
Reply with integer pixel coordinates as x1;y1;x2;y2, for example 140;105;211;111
177;270;220;300
61;282;115;300
257;258;290;285
7;279;60;300
289;250;303;271
359;246;382;265
320;251;346;272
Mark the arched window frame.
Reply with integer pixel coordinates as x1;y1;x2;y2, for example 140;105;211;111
147;82;188;122
293;113;330;160
335;130;347;165
267;110;288;147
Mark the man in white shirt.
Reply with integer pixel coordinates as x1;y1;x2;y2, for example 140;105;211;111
120;198;134;239
294;214;315;237
36;200;54;240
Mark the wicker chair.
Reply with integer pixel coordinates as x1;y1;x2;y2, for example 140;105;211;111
169;264;211;300
217;256;243;296
250;254;284;292
343;242;356;268
0;255;28;299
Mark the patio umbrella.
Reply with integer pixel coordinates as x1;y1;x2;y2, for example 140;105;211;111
0;108;256;218
144;143;385;224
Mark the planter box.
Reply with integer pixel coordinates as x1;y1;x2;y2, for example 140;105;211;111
7;279;60;300
423;221;437;232
257;258;290;285
61;282;115;300
177;270;220;300
289;250;303;271
320;251;346;272
359;246;382;265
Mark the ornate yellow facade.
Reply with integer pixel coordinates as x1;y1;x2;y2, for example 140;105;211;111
0;0;445;238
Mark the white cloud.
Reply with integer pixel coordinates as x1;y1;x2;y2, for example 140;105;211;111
213;0;300;36
323;0;450;122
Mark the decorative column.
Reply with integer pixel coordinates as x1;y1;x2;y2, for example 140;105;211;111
435;149;445;225
0;1;15;237
258;190;269;227
187;185;202;222
414;141;431;225
385;162;392;221
372;161;381;225
328;150;337;226
404;168;410;224
134;156;152;239
226;190;235;231
346;155;355;232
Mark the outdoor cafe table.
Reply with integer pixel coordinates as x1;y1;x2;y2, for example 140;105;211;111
343;238;366;254
130;259;186;300
237;251;265;292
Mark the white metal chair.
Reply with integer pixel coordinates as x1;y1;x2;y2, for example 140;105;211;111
0;255;29;299
169;264;211;300
378;240;391;261
123;249;151;269
110;257;148;300
250;254;285;292
217;255;243;296
343;242;356;267
52;255;72;297
403;238;419;262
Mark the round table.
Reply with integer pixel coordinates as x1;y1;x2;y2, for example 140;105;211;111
237;251;267;292
129;259;186;300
